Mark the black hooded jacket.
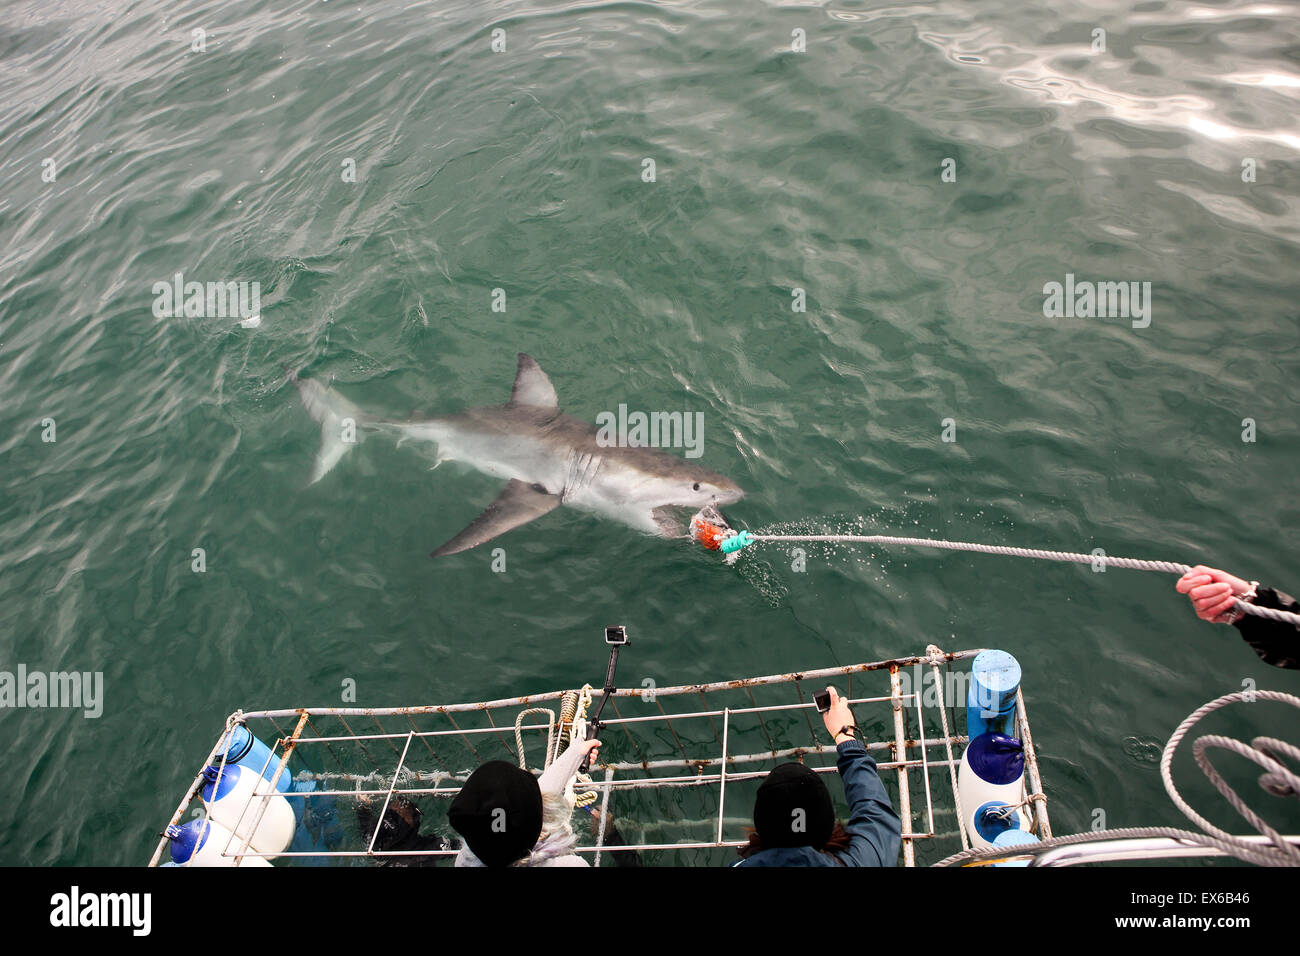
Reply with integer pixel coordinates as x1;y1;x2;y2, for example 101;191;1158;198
1234;586;1300;670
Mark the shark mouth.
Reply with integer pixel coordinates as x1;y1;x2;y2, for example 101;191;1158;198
688;504;735;549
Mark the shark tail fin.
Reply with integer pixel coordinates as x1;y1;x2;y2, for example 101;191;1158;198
286;368;369;484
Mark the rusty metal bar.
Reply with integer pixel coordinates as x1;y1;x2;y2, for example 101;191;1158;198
282;698;895;747
240;650;982;720
745;686;777;757
792;679;822;748
608;698;648;768
926;645;970;851
372;715;401;756
442;711;482;762
481;707;520;762
654;698;691;764
697;690;722;744
1016;688;1052;839
912;688;936;838
889;665;915;867
405;713;440;763
334;714;381;771
304;714;346;770
285;749;950;793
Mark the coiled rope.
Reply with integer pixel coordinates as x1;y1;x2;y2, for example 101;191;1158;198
514;689;598;809
741;532;1300;627
933;691;1300;867
565;685;599;810
513;708;555;773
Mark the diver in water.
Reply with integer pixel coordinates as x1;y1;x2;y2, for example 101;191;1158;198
355;795;450;866
734;686;901;867
448;737;601;867
1176;565;1299;670
584;806;642;867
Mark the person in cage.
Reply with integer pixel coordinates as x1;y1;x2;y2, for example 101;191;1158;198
448;736;602;867
1176;565;1299;669
355;795;451;866
734;686;901;867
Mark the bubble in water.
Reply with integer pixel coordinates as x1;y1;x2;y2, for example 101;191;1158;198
1121;735;1163;766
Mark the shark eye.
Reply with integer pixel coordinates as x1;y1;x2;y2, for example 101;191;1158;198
693;482;701;491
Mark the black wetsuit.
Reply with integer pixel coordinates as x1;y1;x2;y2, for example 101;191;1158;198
356;803;450;866
1234;586;1300;670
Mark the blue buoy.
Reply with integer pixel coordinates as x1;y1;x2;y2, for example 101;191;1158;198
966;650;1021;740
990;827;1041;867
216;724;293;795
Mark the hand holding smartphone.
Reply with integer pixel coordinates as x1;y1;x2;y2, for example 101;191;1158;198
816;686;857;741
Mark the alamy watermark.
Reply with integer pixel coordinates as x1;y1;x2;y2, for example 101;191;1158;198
1042;273;1151;329
1;665;102;718
49;886;149;935
895;664;999;716
152;272;261;326
595;404;705;458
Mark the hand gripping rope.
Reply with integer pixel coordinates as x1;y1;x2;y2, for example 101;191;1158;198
688;508;1300;628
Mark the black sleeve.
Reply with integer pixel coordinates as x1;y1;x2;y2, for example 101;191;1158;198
1232;586;1300;670
355;803;376;835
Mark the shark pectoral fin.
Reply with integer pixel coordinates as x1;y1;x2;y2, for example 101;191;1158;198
430;479;562;557
508;353;559;408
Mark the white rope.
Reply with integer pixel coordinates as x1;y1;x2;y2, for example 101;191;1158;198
746;533;1300;627
513;708;555;772
567;686;598;810
1160;691;1300;866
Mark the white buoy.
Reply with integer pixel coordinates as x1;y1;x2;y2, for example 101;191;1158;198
165;818;274;867
200;763;295;857
958;733;1033;849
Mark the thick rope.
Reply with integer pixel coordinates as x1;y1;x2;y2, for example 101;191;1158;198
933;691;1300;867
514;696;598;809
746;533;1300;627
1160;691;1300;866
513;708;555;772
566;685;598;809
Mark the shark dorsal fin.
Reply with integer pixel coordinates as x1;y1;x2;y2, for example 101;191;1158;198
509;353;559;408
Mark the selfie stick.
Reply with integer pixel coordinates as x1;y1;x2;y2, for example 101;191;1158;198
578;641;625;773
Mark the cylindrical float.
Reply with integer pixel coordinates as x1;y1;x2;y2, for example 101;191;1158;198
165;818;274;867
215;724;293;794
966;650;1021;740
958;732;1032;849
990;827;1041;867
200;763;295;857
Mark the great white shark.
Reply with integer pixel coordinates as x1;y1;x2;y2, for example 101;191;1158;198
289;354;744;556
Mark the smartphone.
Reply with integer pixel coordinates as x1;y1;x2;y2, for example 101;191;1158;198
814;689;832;713
605;625;629;646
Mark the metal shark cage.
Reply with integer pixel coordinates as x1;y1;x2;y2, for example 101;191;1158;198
148;645;1052;867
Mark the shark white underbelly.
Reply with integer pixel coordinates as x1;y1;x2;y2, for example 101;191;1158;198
289;354;744;556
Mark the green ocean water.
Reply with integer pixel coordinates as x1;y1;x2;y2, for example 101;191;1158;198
1;0;1297;866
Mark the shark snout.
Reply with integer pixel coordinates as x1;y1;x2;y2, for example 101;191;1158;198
712;483;745;506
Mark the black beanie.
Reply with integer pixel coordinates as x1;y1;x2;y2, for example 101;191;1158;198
753;762;834;849
447;761;543;867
